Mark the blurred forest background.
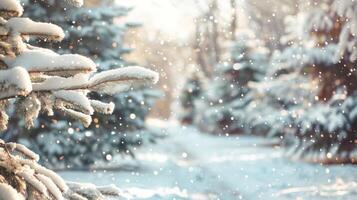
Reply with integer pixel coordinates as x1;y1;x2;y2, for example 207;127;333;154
121;0;357;164
2;0;356;169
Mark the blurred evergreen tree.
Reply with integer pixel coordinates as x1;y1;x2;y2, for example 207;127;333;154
280;0;357;163
254;0;357;163
195;31;269;135
177;72;203;125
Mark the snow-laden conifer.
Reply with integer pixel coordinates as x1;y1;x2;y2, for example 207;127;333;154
0;0;158;199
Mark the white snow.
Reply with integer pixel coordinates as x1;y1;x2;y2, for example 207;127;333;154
54;90;94;115
65;182;104;199
332;0;357;62
60;121;357;200
8;142;40;161
332;0;356;16
6;18;65;41
32;74;89;91
57;106;92;127
96;185;121;196
17;168;48;196
304;9;333;33
88;66;159;95
65;0;84;7
0;67;32;99
1;48;97;74
36;174;64;200
0;0;23;17
19;159;69;192
0;183;25;200
90;100;115;114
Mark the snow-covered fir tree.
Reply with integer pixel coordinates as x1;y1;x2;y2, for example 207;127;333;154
288;0;357;164
196;31;269;135
3;0;161;168
0;0;158;199
257;0;357;163
177;71;203;125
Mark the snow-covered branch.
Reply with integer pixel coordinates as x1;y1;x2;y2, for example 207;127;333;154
0;67;32;100
0;0;159;199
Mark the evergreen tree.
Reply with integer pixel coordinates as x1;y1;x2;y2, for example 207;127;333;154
285;0;357;163
196;31;269;134
177;72;203;125
0;0;158;198
4;0;161;168
255;0;357;163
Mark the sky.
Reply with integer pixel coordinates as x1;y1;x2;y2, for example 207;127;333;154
115;0;249;42
115;0;199;41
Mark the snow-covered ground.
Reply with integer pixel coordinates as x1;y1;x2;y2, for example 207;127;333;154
60;120;357;200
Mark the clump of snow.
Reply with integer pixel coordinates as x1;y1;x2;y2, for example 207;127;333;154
0;183;25;200
0;67;32;99
17;169;48;196
90;100;115;114
35;174;63;200
6;18;65;41
7;142;40;161
18;158;69;192
54;90;94;115
65;0;84;7
0;0;23;18
32;74;89;91
88;66;159;95
57;106;92;128
1;48;97;75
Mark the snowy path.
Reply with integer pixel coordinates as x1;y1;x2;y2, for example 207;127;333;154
60;121;357;200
